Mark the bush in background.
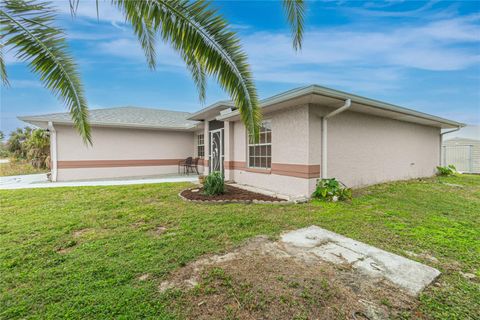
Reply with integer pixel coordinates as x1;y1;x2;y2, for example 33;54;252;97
437;165;456;176
312;178;352;201
203;171;225;195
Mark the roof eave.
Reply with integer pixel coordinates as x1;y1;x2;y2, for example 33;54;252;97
18;117;199;131
187;101;235;120
217;85;465;128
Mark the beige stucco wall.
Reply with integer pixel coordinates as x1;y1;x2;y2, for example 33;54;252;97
227;104;440;197
55;125;195;181
228;105;314;197
310;105;440;188
228;169;314;197
231;105;310;165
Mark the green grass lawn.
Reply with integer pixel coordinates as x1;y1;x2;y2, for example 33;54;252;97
1;175;479;319
0;159;48;176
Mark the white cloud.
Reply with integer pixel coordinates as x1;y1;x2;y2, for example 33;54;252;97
343;0;448;19
54;0;124;23
95;38;185;68
239;14;479;89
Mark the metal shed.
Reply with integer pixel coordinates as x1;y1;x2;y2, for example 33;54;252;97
442;137;480;173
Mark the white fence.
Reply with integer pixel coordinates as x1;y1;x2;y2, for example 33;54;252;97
442;145;474;173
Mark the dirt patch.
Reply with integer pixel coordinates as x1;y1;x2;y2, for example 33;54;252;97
130;220;146;228
404;250;439;264
57;228;108;254
151;225;167;236
138;273;151;281
161;237;418;320
180;185;286;202
72;228;93;238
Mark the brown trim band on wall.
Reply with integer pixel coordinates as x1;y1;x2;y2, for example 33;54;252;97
224;161;320;179
224;161;245;170
57;159;184;169
271;163;320;179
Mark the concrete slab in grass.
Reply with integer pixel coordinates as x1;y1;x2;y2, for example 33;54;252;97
281;226;441;296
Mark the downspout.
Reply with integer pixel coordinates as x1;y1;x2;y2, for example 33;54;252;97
321;99;351;179
439;126;461;166
47;121;58;182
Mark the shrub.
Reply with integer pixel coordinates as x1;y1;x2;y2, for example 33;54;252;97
203;171;225;195
437;165;456;176
312;178;352;201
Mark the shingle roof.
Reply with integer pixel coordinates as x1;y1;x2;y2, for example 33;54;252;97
19;107;199;130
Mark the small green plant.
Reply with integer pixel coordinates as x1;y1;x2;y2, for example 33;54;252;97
203;171;225;195
312;178;352;201
437;165;456;176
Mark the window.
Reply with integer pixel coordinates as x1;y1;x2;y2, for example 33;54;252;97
248;120;272;169
197;134;205;158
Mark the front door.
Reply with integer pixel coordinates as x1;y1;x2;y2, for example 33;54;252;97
209;129;224;174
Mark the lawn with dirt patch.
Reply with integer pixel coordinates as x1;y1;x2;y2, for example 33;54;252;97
0;175;479;319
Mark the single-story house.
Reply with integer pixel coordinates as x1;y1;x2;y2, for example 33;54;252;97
20;85;464;198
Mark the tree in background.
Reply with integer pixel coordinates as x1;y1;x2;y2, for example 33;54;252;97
26;129;50;168
1;0;305;144
6;127;50;169
0;130;8;158
7;127;32;159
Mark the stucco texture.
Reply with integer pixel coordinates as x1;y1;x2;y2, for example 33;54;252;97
323;108;440;187
227;104;440;196
55;125;195;181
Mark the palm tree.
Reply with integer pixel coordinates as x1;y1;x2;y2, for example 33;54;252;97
1;0;305;144
7;127;32;158
26;128;50;168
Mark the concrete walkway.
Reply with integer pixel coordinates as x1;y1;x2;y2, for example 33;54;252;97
281;226;441;296
0;173;198;190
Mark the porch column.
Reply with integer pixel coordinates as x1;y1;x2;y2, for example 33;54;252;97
203;120;209;175
47;121;58;182
223;121;234;181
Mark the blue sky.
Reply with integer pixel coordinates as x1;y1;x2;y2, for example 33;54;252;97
1;0;479;135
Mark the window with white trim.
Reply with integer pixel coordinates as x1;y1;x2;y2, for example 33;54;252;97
248;120;272;169
197;134;205;158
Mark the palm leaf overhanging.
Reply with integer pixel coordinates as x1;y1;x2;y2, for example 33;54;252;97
1;0;305;142
283;0;305;51
113;0;262;137
1;0;91;144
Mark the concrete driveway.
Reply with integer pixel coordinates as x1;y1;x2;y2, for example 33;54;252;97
0;173;198;190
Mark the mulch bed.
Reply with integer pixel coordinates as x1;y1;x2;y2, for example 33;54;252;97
180;185;286;203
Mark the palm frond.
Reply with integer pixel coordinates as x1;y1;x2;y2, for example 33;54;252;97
113;0;261;137
282;0;305;51
1;0;91;144
113;0;157;69
0;41;9;86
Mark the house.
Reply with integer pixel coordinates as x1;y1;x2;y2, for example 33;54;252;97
19;85;464;198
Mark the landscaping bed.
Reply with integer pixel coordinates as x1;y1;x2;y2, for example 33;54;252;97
180;185;286;202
